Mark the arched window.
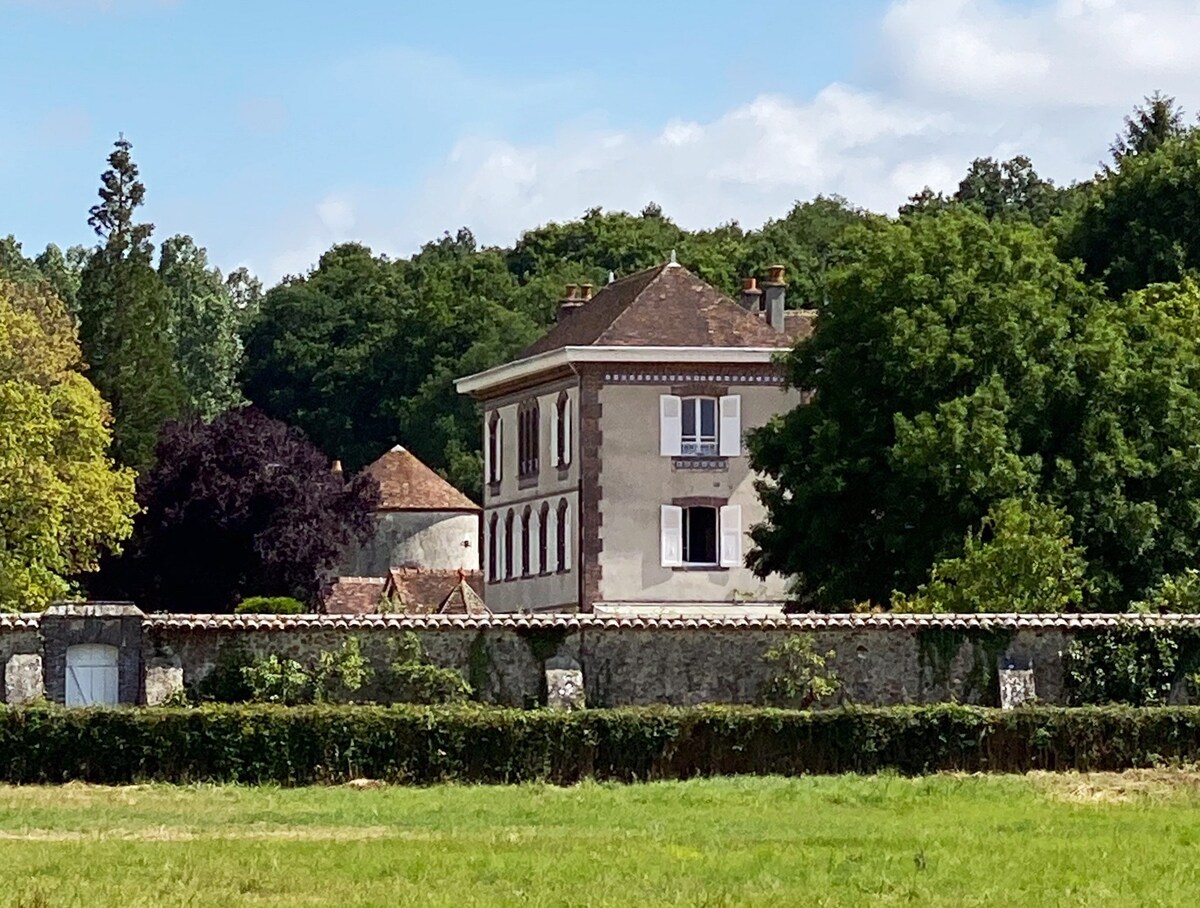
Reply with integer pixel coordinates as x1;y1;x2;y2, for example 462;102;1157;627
555;391;571;467
518;399;540;478
538;502;550;574
487;412;502;484
488;513;499;583
556;498;570;573
521;506;532;577
504;509;515;580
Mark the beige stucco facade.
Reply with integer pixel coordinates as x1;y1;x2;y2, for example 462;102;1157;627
596;378;801;603
482;376;581;612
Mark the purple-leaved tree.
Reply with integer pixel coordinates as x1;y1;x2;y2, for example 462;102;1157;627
102;407;378;612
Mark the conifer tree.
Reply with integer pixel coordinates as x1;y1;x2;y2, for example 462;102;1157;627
76;136;185;470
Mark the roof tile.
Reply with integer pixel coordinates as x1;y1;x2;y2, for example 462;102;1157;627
520;263;798;358
363;446;479;512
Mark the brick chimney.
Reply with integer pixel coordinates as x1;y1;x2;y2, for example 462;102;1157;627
761;265;786;333
557;283;582;322
740;276;763;312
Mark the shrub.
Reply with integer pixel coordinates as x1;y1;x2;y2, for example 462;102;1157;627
758;634;840;708
239;637;375;705
385;632;472;704
242;655;310;705
1065;625;1200;705
2;704;1200;784
234;596;306;615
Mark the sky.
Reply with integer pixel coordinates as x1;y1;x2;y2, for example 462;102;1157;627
4;0;1200;284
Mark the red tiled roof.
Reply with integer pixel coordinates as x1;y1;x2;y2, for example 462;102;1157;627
383;568;486;614
520;263;799;358
362;446;479;512
324;577;386;615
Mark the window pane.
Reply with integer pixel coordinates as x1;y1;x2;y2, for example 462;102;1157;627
700;399;716;438
681;398;697;439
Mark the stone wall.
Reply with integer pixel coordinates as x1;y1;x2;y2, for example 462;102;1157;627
6;610;1200;707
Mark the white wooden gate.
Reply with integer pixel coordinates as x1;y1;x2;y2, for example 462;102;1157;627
65;644;119;707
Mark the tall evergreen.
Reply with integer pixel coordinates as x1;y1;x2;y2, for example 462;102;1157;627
76;136;185;471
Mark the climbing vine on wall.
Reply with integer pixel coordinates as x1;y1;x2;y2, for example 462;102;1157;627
916;628;1015;706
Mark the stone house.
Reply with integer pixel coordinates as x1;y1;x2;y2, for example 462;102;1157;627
328;445;484;614
455;260;813;612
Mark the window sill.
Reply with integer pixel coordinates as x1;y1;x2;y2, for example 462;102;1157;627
671;565;730;572
487;481;501;497
517;473;540;490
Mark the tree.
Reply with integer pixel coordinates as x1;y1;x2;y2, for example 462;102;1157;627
0;236;41;283
159;234;245;419
110;407;379;612
76;136;185;470
739;196;879;307
0;277;136;611
892;497;1087;613
242;236;539;494
1065;129;1200;296
749;209;1200;611
34;243;89;315
1108;91;1188;168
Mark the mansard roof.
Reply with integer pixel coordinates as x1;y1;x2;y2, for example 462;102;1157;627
519;261;809;358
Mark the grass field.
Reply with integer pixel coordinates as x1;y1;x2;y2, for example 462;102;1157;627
1;773;1199;907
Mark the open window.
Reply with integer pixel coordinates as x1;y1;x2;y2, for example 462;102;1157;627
661;504;741;568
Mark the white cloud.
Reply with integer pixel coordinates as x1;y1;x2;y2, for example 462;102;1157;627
883;0;1200;107
256;0;1200;284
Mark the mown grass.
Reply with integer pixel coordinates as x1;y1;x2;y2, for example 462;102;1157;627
1;773;1199;906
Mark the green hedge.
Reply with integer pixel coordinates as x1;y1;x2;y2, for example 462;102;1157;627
3;704;1200;785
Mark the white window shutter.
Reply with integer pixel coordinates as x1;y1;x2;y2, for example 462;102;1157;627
550;403;559;468
545;507;557;571
563;503;572;571
660;395;682;456
484;418;492;483
719;505;742;567
661;505;683;567
496;419;503;479
496;518;505;579
562;398;572;466
719;395;742;457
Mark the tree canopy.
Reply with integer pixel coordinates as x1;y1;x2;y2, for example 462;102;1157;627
76;137;186;470
748;209;1200;611
0;277;136;611
103;407;379;612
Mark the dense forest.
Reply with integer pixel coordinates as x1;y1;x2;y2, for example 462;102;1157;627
5;92;1200;612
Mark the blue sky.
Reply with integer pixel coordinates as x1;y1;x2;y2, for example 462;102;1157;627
3;0;1199;282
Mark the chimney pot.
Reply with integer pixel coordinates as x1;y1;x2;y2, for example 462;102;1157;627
579;283;594;301
762;268;787;333
739;275;763;312
564;283;579;300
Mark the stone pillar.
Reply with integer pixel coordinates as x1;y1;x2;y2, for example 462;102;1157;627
545;654;585;710
4;655;44;705
40;602;146;705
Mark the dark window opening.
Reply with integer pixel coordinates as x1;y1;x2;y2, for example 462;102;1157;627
683;506;717;565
